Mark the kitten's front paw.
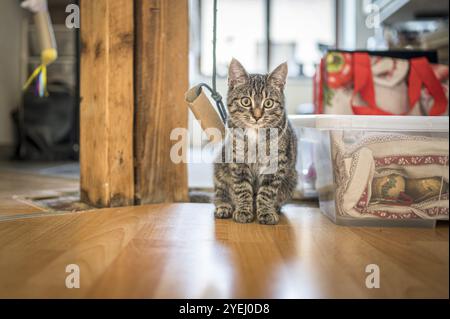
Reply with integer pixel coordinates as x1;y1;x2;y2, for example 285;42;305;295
257;211;279;225
214;204;233;219
233;209;254;223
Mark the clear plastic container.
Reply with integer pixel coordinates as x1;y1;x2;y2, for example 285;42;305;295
290;115;318;199
303;115;449;227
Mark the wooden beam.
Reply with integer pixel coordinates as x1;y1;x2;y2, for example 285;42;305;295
79;0;134;207
134;0;189;204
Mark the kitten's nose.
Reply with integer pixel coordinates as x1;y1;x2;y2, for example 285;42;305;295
252;107;263;121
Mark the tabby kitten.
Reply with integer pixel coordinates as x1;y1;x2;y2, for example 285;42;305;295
213;58;297;225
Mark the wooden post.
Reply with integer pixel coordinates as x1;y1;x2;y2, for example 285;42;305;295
79;0;135;207
134;0;189;204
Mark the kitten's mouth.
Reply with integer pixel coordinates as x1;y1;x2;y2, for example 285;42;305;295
251;118;263;126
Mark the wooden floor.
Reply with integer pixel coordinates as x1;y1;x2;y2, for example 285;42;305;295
0;170;78;219
0;169;448;298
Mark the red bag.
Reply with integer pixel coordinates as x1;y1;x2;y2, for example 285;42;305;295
314;51;449;116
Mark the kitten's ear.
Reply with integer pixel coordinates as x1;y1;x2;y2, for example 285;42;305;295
228;58;249;88
268;62;288;90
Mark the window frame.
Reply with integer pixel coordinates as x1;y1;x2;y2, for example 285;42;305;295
194;0;338;79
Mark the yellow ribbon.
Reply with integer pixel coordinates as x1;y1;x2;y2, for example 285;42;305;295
23;64;43;91
22;48;57;97
41;64;47;96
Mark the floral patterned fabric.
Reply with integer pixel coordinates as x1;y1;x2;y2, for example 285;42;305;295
331;131;449;220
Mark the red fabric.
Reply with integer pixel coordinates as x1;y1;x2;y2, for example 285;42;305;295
408;57;448;116
326;53;353;88
350;53;447;116
315;58;325;114
351;53;400;115
351;53;386;115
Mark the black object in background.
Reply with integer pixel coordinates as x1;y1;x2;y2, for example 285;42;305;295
12;82;78;161
328;49;438;63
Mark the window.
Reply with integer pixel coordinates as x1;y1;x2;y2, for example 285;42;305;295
198;0;336;77
200;0;266;75
270;0;336;77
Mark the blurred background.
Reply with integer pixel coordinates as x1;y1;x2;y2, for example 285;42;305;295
1;0;78;165
0;0;448;186
189;0;448;115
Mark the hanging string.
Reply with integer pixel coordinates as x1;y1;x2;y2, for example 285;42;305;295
197;0;227;123
212;0;218;93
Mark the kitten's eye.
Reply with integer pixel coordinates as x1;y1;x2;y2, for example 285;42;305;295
263;99;274;108
240;97;252;107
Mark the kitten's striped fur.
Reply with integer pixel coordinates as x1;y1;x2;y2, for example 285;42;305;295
214;58;297;225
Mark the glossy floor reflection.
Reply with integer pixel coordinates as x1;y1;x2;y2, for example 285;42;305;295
0;202;447;298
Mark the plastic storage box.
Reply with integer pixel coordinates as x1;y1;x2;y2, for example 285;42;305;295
304;115;449;227
290;115;319;199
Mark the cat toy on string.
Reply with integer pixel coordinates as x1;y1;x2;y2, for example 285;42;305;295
21;0;58;97
185;0;227;143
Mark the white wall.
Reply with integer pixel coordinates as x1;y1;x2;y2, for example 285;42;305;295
0;0;24;146
337;0;374;50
